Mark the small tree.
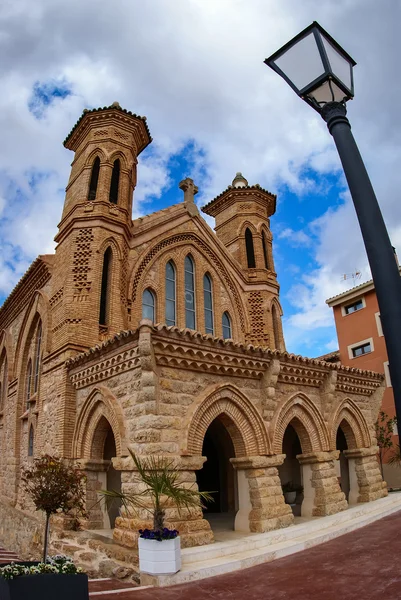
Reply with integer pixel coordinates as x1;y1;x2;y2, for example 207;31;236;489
100;450;213;531
375;410;397;478
22;455;87;562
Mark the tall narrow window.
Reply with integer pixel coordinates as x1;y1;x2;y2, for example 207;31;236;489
28;425;34;457
26;359;32;409
165;261;176;326
0;355;7;410
203;274;214;335
262;231;270;269
245;228;256;268
272;304;280;350
34;323;42;394
185;255;196;329
109;159;120;204
99;248;112;326
88;156;100;200
142;289;155;322
222;312;232;339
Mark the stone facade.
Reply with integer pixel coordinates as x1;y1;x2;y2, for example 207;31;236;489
0;103;387;560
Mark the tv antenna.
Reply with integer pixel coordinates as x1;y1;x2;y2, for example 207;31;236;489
340;270;362;283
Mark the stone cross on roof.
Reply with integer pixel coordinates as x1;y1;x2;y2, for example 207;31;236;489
179;178;199;217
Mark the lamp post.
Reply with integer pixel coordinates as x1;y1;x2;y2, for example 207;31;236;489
265;22;401;436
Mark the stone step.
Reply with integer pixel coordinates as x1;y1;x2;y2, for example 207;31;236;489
182;493;401;565
141;493;401;587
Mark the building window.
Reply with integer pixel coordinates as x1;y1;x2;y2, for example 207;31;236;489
343;298;364;315
222;312;232;339
203;274;214;335
245;228;256;268
26;359;32;409
142;289;155;322
375;312;384;337
262;231;270;270
272;303;280;350
185;255;196;329
0;355;7;410
88;156;100;200
351;342;372;358
165;261;176;326
384;361;392;387
99;248;112;326
109;159;120;204
33;323;42;394
28;425;34;457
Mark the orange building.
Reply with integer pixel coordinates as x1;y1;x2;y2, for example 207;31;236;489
326;271;401;487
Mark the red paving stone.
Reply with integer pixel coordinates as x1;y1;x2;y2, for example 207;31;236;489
113;510;401;600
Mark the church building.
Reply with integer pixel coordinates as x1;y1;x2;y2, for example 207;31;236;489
0;103;388;554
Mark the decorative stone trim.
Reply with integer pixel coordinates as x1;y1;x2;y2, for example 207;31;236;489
328;398;371;449
69;347;139;389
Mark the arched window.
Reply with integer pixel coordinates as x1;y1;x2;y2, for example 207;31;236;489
222;312;232;339
245;228;256;268
99;248;112;326
88;156;100;200
34;323;42;394
26;359;32;410
272;303;280;350
185;255;196;329
203;274;214;335
0;354;7;410
262;231;270;269
28;425;34;457
165;261;176;326
109;159;120;204
142;289;155;322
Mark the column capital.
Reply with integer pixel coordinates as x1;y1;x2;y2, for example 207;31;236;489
343;446;378;459
231;454;285;470
297;450;339;465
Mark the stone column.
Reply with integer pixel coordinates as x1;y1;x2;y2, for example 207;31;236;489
112;455;214;549
231;455;294;533
343;446;387;503
298;451;347;517
80;459;110;530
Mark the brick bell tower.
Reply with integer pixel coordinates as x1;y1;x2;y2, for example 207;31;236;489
202;173;285;350
50;103;151;352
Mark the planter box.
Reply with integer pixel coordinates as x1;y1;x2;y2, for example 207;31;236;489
284;491;297;504
0;572;89;600
138;536;181;575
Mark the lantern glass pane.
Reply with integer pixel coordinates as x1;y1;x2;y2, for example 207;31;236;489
321;36;352;90
274;32;325;91
308;80;348;104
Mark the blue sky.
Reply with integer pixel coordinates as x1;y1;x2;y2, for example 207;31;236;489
0;0;400;359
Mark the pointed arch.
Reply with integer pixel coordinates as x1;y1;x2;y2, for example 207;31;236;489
203;272;214;335
0;349;7;411
183;384;271;457
72;386;128;459
15;291;50;379
109;159;120;204
329;398;371;450
165;260;176;326
270;298;284;352
0;329;14;382
271;393;330;454
184;254;196;329
88;156;101;200
245;228;256;268
142;288;156;322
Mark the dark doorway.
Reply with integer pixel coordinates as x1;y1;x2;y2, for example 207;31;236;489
103;426;121;528
336;425;350;500
196;417;236;522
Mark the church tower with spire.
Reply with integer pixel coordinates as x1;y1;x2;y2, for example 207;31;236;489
50;103;152;352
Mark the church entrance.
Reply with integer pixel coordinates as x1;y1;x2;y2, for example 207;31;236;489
196;417;237;532
336;425;350;501
92;416;122;529
278;424;303;516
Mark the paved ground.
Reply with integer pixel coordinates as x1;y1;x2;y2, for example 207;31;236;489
2;511;401;598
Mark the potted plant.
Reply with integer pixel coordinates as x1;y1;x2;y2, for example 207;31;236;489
101;451;213;575
0;556;88;600
282;481;303;504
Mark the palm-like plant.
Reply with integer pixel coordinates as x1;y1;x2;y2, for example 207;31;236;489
388;444;401;467
100;450;213;531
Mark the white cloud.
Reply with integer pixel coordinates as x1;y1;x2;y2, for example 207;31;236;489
278;228;312;248
0;0;400;357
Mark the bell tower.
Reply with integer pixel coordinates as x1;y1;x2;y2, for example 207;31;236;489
202;174;285;351
50;103;152;352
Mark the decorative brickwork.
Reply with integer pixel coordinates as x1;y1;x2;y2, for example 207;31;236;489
72;228;94;297
246;291;270;346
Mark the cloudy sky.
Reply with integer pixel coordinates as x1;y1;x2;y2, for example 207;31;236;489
0;0;400;357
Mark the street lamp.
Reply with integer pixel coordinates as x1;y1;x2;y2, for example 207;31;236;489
265;22;401;436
